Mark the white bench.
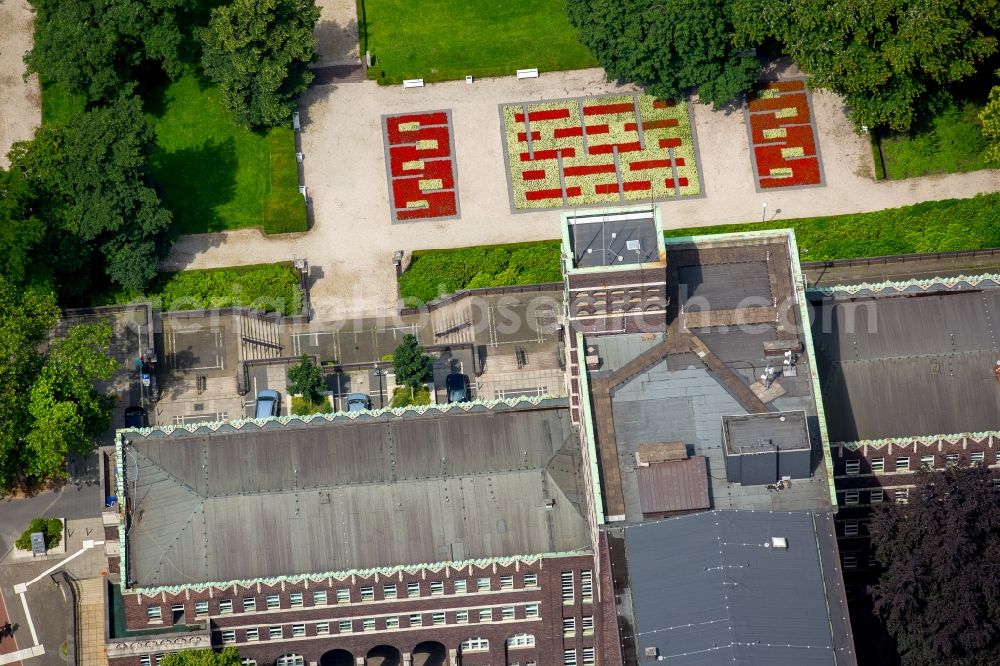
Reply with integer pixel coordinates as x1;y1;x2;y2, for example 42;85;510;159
516;68;539;79
402;79;424;89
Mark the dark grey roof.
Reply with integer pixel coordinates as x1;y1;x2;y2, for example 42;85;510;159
678;261;772;310
568;210;659;269
812;288;1000;441
123;402;589;588
624;511;856;666
723;411;810;455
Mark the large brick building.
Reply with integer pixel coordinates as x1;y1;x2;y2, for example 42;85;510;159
107;399;612;666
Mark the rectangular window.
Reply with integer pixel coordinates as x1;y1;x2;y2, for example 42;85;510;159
336;588;350;603
563;617;576;637
243;598;256;612
338;620;353;634
561;571;574;603
845;459;860;475
247;628;259;642
500;575;514;590
501;606;515;620
896;456;910;471
456;610;469;624
269;626;282;639
477;577;490;592
525;603;539;619
947;453;959;466
581;570;593;602
360;586;374;601
871;458;884;473
409;614;423;627
478;609;492;622
843;554;858;570
582;615;594;635
453;580;467;594
895;488;910;503
316;622;329;636
430;581;444;596
870;489;884;503
920;455;934;468
289;592;303;608
844;520;859;536
564;649;578;666
171;604;184;622
218;599;233;614
141;657;151;666
432;612;446;626
407;582;420;598
194;601;209;617
386;616;399;629
362;618;375;632
844;491;859;506
383;584;397;599
265;595;280;610
523;573;538;587
292;624;305;637
972;451;986;464
147;606;162;623
462;638;489;652
313;591;328;606
221;630;236;644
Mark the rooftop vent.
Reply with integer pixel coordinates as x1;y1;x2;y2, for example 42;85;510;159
644;647;660;659
770;536;788;549
543;498;556;508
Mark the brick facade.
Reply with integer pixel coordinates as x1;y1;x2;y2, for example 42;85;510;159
111;555;606;666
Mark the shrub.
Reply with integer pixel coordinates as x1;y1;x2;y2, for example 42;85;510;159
291;395;332;415
15;518;63;550
390;386;431;408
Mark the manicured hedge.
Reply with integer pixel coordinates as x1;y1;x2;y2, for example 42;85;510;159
398;193;1000;301
16;518;63;550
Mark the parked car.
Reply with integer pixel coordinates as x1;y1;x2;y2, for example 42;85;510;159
346;393;371;412
446;373;470;403
123;405;148;428
254;389;281;418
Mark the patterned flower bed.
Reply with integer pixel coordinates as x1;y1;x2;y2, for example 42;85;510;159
500;94;701;210
746;80;823;189
382;110;460;222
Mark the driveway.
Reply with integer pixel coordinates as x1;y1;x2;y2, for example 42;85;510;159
163;68;1000;321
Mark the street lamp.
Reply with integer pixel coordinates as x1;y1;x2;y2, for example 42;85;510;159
374;367;387;408
762;202;768;222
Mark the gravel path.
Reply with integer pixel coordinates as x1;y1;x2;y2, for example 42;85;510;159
163;68;1000;320
0;0;41;168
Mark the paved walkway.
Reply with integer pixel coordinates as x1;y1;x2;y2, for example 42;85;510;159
77;578;107;666
163;68;1000;320
0;0;42;167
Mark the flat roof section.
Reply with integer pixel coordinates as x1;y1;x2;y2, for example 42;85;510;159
635;456;710;516
567;210;660;269
678;261;772;310
812;288;1000;442
624;511;856;666
723;411;810;455
121;401;589;589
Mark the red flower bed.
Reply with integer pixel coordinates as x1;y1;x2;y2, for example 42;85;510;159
522;170;547;181
383;111;459;221
748;92;809;117
595;182;620;194
652;99;676;109
564;164;617;177
630;159;672;171
747;80;823;190
584;102;634;116
515;108;571;123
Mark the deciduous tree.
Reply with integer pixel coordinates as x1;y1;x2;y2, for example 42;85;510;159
162;648;242;666
732;0;1000;130
287;354;325;403
200;0;320;127
981;80;1000;162
567;0;759;107
869;465;1000;666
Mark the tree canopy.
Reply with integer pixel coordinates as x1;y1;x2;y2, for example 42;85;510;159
161;648;242;666
566;0;759;107
869;465;1000;666
287;354;325;402
982;80;1000;162
24;0;194;103
0;277;116;489
732;0;1000;130
200;0;320;127
4;96;171;300
392;334;433;389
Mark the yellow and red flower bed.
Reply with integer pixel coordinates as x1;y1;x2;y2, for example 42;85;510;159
383;111;459;221
746;80;823;189
501;94;700;210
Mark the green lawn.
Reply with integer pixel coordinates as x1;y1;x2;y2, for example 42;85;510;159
879;102;999;179
362;0;597;83
399;193;1000;302
146;73;306;235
